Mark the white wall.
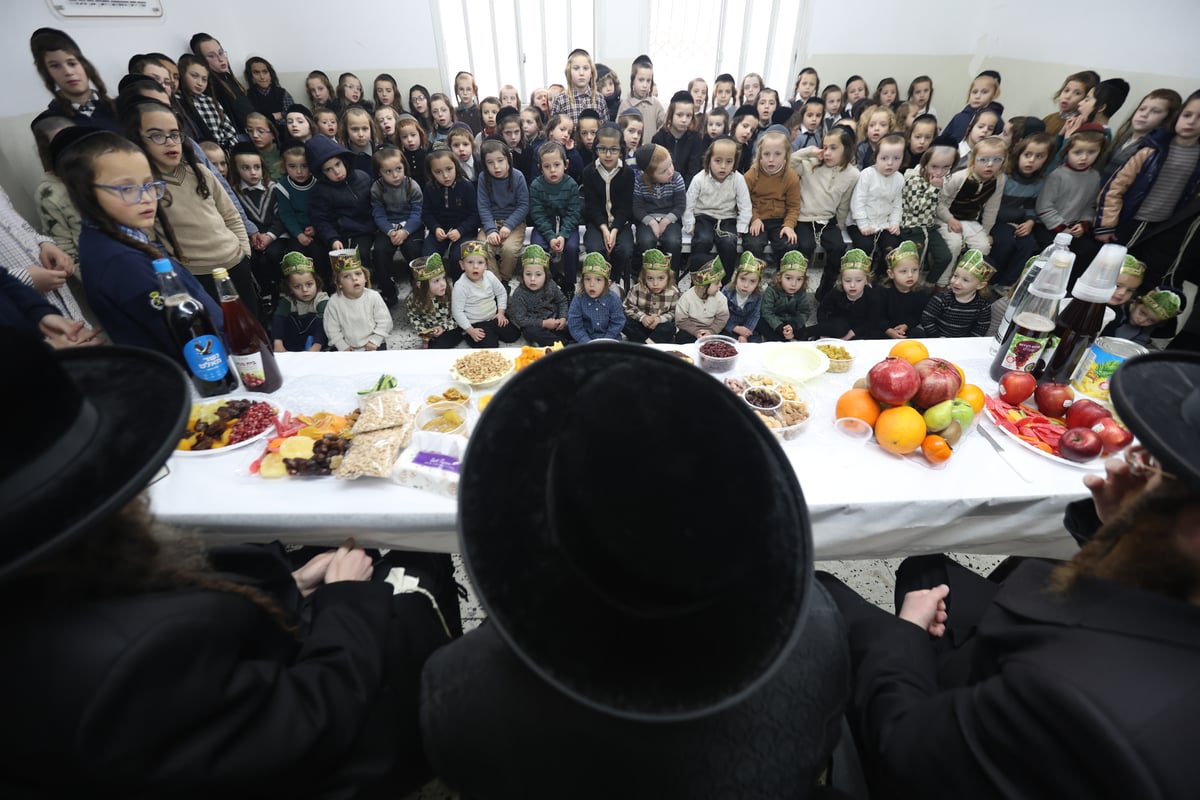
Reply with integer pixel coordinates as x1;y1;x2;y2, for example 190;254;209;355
3;0;1199;220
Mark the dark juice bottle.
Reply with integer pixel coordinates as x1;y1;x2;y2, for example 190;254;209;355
212;267;282;393
1038;244;1125;384
154;259;237;397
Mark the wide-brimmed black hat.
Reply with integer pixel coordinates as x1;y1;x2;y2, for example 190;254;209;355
1111;350;1200;487
457;343;814;721
0;329;190;583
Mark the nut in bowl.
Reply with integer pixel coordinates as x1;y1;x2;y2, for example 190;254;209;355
815;340;854;373
696;334;740;373
450;350;515;388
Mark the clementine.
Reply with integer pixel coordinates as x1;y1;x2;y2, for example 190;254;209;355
835;388;882;427
956;384;986;414
873;406;926;455
921;434;953;464
888;340;929;365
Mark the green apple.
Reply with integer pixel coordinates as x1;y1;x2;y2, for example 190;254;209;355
949;398;975;429
923;399;954;432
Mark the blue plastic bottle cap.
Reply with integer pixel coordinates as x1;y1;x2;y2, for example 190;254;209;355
153;258;173;273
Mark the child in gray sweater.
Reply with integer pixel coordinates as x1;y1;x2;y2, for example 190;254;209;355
508;244;570;345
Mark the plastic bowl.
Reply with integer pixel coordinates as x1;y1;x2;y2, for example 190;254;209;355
423;381;472;406
416;402;468;436
814;340;855;373
763;343;830;383
742;386;783;412
696;334;740;373
754;386;814;442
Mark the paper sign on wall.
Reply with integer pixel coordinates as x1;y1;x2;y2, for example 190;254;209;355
48;0;163;17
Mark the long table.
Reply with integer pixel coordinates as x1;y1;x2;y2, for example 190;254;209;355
150;338;1092;560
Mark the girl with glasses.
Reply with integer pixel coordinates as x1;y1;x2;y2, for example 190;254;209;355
61;130;226;356
935;135;1008;283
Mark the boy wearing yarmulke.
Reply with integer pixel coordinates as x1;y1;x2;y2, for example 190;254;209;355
1103;285;1185;346
675;258;730;344
920;248;993;337
568;252;625;342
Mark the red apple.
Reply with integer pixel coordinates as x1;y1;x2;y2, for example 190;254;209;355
1034;382;1075;418
1091;417;1133;453
998;371;1037;405
1065;399;1111;431
1059;427;1103;462
866;357;921;407
912;357;963;410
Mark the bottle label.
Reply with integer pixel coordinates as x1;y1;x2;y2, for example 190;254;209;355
231;352;267;389
1000;332;1046;372
182;335;230;382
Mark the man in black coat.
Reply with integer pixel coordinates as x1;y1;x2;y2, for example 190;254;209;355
821;349;1200;799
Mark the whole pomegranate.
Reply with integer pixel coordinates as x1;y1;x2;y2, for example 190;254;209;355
912;357;963;410
866;357;921;407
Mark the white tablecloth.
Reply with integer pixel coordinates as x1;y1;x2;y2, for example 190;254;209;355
150;338;1090;559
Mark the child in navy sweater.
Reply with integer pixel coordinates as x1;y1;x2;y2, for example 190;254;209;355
870;240;929;338
370;147;424;294
305;136;378;299
477;139;530;282
422;148;480;280
921;249;993;337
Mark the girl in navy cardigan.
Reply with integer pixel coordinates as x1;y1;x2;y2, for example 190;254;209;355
422;149;480;280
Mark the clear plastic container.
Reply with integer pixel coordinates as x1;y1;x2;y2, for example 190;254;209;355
696;334;740;373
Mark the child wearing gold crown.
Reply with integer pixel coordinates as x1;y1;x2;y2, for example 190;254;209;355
759;250;813;341
509;244;570;346
721;251;765;343
322;247;393;350
675;258;730;343
870;240;930;339
809;248;880;340
451;239;521;348
920;248;993;337
272;252;330;352
1102;285;1185;346
1109;254;1146;308
622;248;680;344
568;252;625;342
406;254;462;349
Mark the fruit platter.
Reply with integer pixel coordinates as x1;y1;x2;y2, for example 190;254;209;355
985;373;1133;469
251;410;357;477
176;397;277;455
833;341;983;468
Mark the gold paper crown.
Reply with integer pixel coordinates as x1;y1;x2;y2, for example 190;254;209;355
521;244;550;270
581;251;611;279
886;240;920;268
280;251;315;276
460;240;488;260
1120;255;1146;280
736;250;765;276
779;250;808;276
411;254;445;281
693;259;725;286
641;248;671;272
840;248;871;273
329;248;363;273
956;249;995;283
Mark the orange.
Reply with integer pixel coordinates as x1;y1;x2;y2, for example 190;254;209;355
835;388;882;427
952;362;966;383
873;406;927;455
921;434;953;464
956;384;986;414
888;340;929;365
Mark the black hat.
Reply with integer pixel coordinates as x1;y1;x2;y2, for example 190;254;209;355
30;27;80;55
48;124;105;169
0;330;190;584
578;108;601;122
733;103;756;120
633;142;657;171
931;133;959;150
496;106;520;125
230;141;259;158
117;72;163;96
284;103;315;122
1111;350;1200;488
670;89;692;105
457;344;814;721
771;106;793;126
